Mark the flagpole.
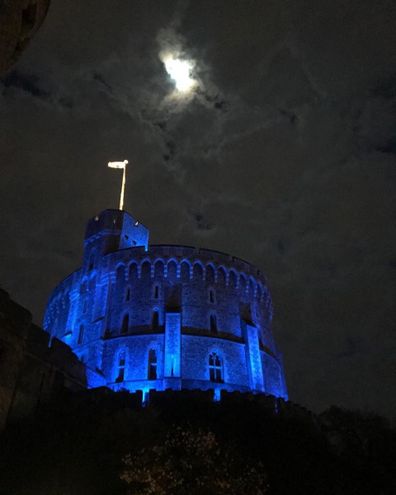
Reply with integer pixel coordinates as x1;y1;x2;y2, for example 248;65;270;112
119;164;126;210
108;160;128;210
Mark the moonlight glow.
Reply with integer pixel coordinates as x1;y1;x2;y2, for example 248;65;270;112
163;55;196;92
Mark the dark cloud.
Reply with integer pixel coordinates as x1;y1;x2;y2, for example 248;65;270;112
355;76;396;155
191;212;214;232
2;70;50;98
92;72;113;92
0;0;395;418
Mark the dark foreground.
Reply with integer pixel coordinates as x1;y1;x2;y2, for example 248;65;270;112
0;389;395;495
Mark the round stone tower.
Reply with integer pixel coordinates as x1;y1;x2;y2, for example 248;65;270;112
44;209;287;400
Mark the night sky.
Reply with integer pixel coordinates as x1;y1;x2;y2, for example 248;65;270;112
1;0;395;418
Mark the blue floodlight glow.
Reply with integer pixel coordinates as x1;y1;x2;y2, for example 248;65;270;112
43;209;288;401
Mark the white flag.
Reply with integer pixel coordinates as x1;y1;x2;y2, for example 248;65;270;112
108;160;128;169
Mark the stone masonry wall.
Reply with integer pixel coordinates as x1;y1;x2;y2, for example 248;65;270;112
0;289;86;429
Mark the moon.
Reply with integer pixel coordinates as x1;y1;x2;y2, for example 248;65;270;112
163;54;196;93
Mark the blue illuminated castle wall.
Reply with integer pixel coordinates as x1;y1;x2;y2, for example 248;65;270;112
43;209;288;400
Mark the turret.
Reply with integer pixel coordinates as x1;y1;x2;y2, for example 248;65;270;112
83;209;149;269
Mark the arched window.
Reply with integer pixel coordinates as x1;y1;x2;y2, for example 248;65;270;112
116;265;125;286
88;252;95;271
229;270;237;288
210;314;217;334
209;353;222;383
193;263;203;280
208;288;216;304
154;260;164;278
125;287;131;302
217;267;226;286
239;275;247;292
59;294;70;331
152;311;159;329
248;278;255;297
148;349;157;380
77;324;84;345
121;314;129;334
167;261;177;281
180;261;190;282
116;350;126;382
129;263;138;280
153;284;160;300
206;265;215;284
141;261;151;278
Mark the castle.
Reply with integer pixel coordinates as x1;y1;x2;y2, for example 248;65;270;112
43;208;288;401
